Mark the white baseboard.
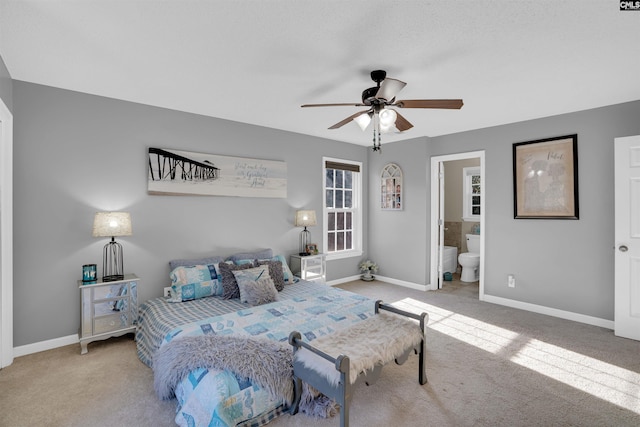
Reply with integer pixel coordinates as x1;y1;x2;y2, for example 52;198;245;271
327;275;427;291
326;275;361;286
374;275;428;291
483;294;614;330
13;334;79;358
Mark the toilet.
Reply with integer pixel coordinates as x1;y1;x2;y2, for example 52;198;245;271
458;234;480;282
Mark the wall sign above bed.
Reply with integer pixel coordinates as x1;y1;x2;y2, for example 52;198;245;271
148;147;287;198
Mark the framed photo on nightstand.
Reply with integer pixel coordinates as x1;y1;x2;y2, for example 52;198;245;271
305;243;318;255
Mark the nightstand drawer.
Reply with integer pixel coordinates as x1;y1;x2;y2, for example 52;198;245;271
92;283;126;301
94;313;130;335
92;299;130;317
303;257;323;268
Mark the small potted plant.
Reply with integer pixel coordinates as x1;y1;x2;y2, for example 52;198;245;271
359;260;378;281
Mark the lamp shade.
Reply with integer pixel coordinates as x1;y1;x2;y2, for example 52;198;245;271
294;210;317;228
92;212;133;237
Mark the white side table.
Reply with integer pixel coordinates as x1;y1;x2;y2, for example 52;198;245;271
78;274;139;354
290;254;326;283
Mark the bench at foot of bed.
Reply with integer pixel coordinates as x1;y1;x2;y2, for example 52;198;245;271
288;300;428;427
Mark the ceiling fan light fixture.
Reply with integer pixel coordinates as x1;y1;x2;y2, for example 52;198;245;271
379;108;397;127
354;112;372;131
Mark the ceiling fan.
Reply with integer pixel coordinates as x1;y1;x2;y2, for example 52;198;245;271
302;70;463;152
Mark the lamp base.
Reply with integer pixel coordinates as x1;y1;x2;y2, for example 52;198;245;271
299;227;311;257
102;238;125;283
102;274;124;282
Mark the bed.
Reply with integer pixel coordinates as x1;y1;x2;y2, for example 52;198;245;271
137;250;425;427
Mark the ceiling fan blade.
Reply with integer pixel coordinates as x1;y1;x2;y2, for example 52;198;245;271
394;111;414;132
375;78;406;101
328;110;371;129
301;102;365;108
394;99;463;109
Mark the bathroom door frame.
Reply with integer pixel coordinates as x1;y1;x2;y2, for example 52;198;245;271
429;150;485;300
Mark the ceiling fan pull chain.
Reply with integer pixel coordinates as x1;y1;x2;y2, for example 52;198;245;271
372;112;382;152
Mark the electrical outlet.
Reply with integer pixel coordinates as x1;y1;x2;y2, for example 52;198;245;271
163;287;171;297
508;274;516;288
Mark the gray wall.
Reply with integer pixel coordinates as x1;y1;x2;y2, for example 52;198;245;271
0;53;11;111
11;75;640;346
367;138;429;285
12;81;367;346
432;101;640;320
368;100;640;321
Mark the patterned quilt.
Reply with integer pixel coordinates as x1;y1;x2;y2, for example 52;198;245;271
158;285;376;427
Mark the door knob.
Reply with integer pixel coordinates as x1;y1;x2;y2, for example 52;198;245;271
619;245;629;252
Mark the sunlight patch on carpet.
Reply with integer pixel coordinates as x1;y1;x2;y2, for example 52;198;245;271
392;298;519;354
510;338;640;414
392;298;640;415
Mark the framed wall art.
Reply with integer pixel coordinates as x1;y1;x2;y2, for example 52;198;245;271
148;147;287;198
381;163;403;210
513;134;579;219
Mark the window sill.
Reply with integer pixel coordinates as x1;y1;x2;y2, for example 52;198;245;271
462;216;480;222
325;250;363;261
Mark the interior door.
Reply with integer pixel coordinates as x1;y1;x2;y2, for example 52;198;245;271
614;135;640;341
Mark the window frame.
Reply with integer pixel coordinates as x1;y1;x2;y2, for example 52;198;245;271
322;157;363;261
462;166;481;221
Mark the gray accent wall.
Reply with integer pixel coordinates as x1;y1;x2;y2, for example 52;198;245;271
12;81;367;346
0;54;11;111
368;100;640;321
367;138;429;285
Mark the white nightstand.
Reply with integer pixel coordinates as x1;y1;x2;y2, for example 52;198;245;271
290;254;326;283
78;274;139;354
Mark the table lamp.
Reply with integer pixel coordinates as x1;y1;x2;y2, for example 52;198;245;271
92;212;132;281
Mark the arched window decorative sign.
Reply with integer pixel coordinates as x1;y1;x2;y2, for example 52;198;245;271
381;163;403;210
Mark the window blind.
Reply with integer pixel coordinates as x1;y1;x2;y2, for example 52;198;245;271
325;161;360;173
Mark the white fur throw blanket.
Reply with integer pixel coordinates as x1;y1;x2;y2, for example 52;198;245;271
153;334;338;418
295;313;424;386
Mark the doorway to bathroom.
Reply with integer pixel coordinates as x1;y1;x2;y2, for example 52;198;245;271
429;151;485;300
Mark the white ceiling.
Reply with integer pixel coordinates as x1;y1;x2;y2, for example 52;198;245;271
1;1;639;147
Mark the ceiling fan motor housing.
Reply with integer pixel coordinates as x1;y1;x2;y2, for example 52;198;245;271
370;69;387;83
362;70;389;104
362;87;379;105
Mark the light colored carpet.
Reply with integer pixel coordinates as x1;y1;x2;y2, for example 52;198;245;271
1;279;639;427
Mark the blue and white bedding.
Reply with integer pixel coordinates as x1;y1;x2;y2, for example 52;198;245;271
136;280;317;367
137;280;377;427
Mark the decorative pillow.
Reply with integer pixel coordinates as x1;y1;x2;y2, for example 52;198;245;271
232;265;271;303
226;248;273;263
218;262;256;299
167;263;225;302
235;275;278;306
255;259;285;291
272;254;295;284
233;259;255;266
258;255;295;284
169;255;225;271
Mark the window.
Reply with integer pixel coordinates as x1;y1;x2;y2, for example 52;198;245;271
462;166;481;221
323;158;363;259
